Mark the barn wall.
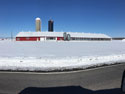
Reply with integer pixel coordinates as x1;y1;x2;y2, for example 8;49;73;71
16;37;111;41
57;37;64;40
16;37;40;41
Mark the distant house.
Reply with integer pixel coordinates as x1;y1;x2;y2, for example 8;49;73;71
16;31;111;41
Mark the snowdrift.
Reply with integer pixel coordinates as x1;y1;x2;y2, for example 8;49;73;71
0;41;125;71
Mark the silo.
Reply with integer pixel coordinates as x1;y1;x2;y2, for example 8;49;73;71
36;17;41;32
48;19;54;32
67;34;71;41
63;32;67;41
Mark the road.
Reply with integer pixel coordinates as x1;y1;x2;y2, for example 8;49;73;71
0;64;125;94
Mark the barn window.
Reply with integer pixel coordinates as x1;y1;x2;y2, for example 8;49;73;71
46;37;56;40
26;37;30;40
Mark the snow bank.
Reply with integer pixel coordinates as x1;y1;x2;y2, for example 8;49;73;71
0;41;125;71
0;55;125;71
122;39;125;42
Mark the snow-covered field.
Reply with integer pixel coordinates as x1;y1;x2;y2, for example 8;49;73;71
0;40;125;71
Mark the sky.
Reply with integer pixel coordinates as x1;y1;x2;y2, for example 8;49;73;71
0;0;125;37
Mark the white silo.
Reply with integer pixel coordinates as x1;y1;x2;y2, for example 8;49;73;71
36;17;41;32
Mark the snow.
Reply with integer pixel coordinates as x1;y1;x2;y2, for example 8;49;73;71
36;17;41;20
0;41;125;71
16;32;111;38
122;39;125;41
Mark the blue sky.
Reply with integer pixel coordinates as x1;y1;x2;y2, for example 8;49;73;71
0;0;125;37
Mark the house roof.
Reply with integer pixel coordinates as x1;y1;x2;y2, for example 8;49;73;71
16;31;111;38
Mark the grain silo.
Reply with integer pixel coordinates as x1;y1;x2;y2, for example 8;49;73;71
48;19;54;32
36;17;41;32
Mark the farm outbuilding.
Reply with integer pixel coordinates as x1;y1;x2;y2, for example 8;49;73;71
16;18;112;41
16;31;111;41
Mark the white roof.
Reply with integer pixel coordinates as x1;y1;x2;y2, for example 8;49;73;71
16;31;111;38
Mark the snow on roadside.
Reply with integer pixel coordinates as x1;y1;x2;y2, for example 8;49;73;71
0;41;125;71
122;39;125;41
0;54;125;71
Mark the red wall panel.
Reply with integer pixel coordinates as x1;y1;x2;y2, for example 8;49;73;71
16;37;40;41
57;37;64;40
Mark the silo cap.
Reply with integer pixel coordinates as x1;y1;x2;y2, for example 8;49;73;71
49;19;53;22
36;17;41;20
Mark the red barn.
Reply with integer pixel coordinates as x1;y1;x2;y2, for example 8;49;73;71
16;32;111;41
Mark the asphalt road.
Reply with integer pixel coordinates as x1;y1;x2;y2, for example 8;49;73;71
0;64;125;94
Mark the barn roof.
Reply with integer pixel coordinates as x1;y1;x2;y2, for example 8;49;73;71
16;31;111;38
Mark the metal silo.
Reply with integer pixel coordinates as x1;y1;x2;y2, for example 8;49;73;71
48;19;54;32
36;17;41;32
67;34;71;41
63;32;67;41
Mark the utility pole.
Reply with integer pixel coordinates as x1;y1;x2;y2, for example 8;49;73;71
11;32;13;41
